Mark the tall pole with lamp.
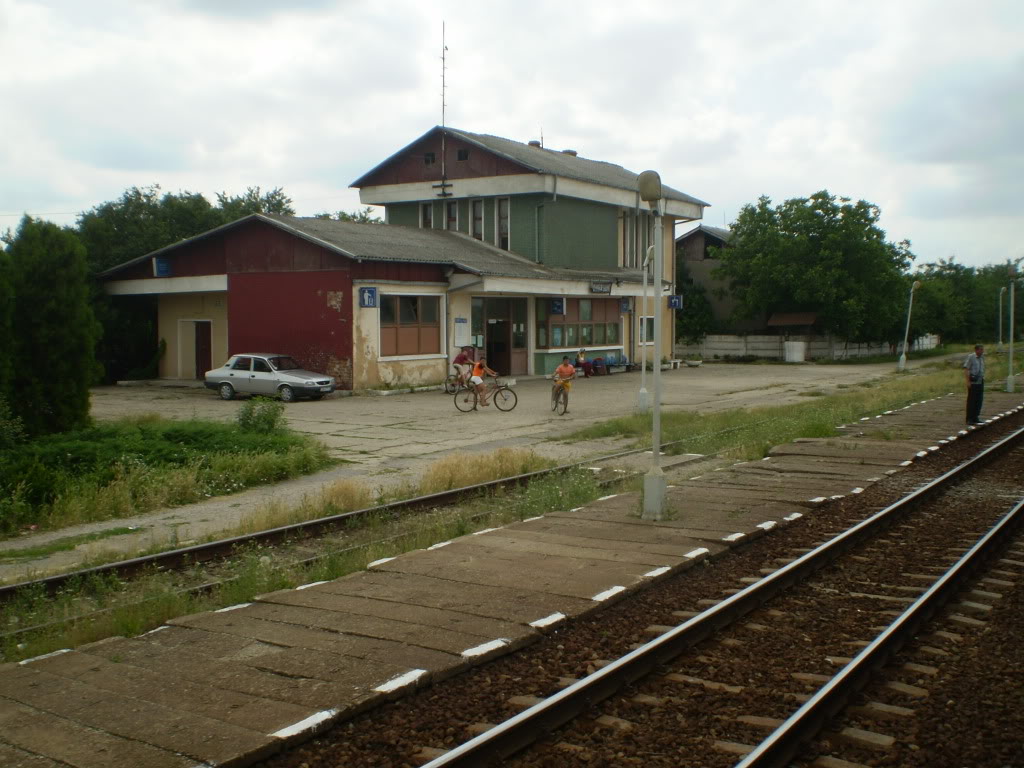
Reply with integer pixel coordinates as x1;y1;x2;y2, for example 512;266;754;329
999;286;1007;350
638;170;666;520
897;280;921;372
637;245;651;412
1008;265;1016;393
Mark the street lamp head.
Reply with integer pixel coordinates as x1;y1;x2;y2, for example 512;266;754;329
638;170;663;203
1002;286;1008;295
912;280;921;290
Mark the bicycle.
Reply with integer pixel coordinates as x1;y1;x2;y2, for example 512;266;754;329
443;370;470;394
454;376;518;412
551;377;570;415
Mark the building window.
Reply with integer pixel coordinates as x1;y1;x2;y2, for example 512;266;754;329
457;149;469;161
379;295;441;356
534;298;622;350
471;199;484;240
639;315;654;344
446;201;458;231
424;152;436;165
420;203;432;229
497;197;510;250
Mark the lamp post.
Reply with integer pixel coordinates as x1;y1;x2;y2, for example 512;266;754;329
897;280;921;372
638;170;666;521
637;246;652;412
1008;266;1017;393
999;286;1007;350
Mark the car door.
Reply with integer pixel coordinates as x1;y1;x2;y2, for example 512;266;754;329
226;356;254;393
248;357;279;395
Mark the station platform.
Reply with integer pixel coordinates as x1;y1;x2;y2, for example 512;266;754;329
1;392;1022;768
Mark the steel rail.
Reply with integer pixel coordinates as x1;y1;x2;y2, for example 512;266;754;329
419;425;1024;768
736;493;1024;767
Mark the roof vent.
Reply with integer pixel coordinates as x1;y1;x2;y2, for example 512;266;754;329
561;149;577;156
528;140;542;147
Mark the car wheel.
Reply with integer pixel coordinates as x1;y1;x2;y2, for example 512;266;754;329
279;385;296;403
218;383;234;401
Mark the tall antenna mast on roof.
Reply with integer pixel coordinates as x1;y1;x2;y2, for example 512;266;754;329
433;22;452;198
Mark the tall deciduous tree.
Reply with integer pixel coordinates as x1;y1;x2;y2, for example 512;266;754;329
0;237;14;404
712;191;914;342
214;186;295;221
7;217;101;436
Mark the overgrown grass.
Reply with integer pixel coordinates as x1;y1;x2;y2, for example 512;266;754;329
565;364;967;460
0;465;604;663
0;413;334;537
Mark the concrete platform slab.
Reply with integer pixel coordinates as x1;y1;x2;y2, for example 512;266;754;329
2;664;277;766
0;697;197;768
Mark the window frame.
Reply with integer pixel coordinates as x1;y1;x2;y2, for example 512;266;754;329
420;202;433;229
378;293;444;359
496;197;510;250
471;199;484;240
639;315;655;345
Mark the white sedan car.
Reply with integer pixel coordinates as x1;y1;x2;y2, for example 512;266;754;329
204;354;335;402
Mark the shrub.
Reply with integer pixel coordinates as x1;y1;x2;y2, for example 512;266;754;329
236;398;286;433
0;396;25;449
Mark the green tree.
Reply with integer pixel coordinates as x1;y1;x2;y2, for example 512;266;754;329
0;234;13;402
313;207;383;223
712;191;913;342
214;186;295;220
675;260;714;344
7;216;101;436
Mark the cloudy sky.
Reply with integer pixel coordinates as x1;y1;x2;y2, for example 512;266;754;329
2;0;1021;269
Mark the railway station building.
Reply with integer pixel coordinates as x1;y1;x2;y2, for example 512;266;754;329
100;126;708;390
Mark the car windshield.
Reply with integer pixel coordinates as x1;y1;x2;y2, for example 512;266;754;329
269;356;301;371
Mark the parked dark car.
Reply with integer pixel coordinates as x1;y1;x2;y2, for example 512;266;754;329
204;354;335;402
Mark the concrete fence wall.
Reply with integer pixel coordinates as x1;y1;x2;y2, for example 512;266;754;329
674;333;940;361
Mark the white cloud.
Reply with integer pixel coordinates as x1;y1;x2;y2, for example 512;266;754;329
1;0;1021;266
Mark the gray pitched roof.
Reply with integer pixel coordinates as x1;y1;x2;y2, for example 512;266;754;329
101;213;641;283
676;223;732;244
352;126;710;208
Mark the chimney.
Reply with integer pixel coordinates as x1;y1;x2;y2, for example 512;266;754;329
528;140;541;147
561;149;577;156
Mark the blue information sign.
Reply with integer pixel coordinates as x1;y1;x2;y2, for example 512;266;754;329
620;297;632;313
153;258;171;277
668;295;683;310
550;297;566;315
359;287;378;308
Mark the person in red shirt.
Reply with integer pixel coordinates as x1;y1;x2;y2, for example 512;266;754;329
452;346;475;386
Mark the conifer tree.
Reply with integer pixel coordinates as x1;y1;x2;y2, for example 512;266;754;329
7;216;102;435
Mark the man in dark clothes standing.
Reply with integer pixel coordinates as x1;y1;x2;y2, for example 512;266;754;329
963;344;985;425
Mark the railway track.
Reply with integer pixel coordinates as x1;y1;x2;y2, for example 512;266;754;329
257;413;1024;768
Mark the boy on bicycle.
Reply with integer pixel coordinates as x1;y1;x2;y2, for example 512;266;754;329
452;346;475;387
470;356;498;406
553;355;576;412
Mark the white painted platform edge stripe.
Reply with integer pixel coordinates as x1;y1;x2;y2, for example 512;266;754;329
722;532;745;542
271;709;339;739
530;612;566;628
591;585;626;602
215;603;251;613
373;668;427;693
587;466;603;471
570;506;584;512
809;496;827;503
958;430;968;436
928;446;940;451
756;521;777;531
367;557;396;568
899;460;913;466
783;513;803;521
473;527;500;535
860;417;870;421
522;515;544;522
867;477;882;482
427;541;452;550
462;638;509;657
685;547;710;559
296;581;328;591
851;487;864;494
643;566;671;578
19;648;70;665
143;625;169;635
598;494;618;501
938;440;949;444
830;495;845;500
916;451;929;457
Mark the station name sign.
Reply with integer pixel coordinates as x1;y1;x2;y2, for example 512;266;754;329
589;280;613;294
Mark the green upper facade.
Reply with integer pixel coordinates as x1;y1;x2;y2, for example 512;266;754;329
352;127;708;273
